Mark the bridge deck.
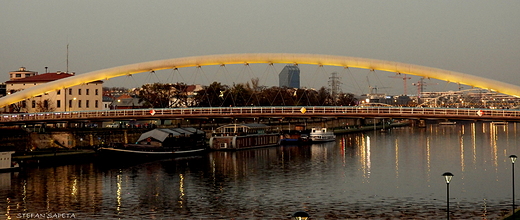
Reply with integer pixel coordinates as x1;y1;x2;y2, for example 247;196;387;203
1;106;519;125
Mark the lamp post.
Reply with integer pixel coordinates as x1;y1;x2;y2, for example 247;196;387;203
443;172;454;220
292;211;310;220
510;155;517;218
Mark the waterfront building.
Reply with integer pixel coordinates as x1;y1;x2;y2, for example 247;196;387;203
0;83;5;97
102;96;113;110
278;64;300;88
4;67;103;113
110;94;143;109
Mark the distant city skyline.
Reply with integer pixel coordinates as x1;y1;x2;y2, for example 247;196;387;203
2;1;519;96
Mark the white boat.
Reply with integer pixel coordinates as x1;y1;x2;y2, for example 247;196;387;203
0;151;19;172
309;128;336;143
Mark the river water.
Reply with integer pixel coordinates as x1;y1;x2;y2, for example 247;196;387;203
1;121;519;219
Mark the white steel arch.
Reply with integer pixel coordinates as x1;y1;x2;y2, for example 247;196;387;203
2;53;520;107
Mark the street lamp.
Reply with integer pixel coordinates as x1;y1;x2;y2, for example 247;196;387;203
72;97;77;111
510;155;517;218
292;211;310;220
443;172;454;220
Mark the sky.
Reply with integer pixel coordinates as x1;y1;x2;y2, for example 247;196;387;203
1;1;519;96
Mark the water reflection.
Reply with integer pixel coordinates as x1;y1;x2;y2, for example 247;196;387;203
1;122;520;218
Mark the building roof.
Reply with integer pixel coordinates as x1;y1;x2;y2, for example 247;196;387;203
137;127;205;142
215;123;269;130
102;96;113;102
112;95;142;107
116;94;133;99
5;72;73;83
5;72;102;84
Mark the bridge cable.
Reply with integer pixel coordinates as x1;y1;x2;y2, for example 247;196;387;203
250;63;279;106
344;67;364;95
311;65;330;105
191;64;223;107
240;63;259;106
194;66;226;107
238;63;255;106
370;69;391;95
150;70;162;84
167;68;186;85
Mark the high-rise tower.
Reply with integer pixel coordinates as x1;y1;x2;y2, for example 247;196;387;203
278;64;300;88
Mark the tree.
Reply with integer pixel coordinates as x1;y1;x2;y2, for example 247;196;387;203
137;83;175;108
228;83;253;106
170;83;191;107
193;82;228;107
335;92;357;106
36;99;56;112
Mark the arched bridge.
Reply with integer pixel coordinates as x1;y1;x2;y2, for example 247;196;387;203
2;106;520;126
2;53;520;108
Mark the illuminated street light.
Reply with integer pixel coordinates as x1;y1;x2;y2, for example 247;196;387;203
442;172;454;220
510;155;517;218
292;211;310;220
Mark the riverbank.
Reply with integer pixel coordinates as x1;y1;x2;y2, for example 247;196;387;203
332;121;411;134
12;149;97;166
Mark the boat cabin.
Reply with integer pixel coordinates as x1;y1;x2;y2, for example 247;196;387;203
0;151;18;171
210;123;280;150
213;123;273;136
135;127;206;149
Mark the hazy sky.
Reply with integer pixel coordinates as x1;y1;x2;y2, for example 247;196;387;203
1;1;519;95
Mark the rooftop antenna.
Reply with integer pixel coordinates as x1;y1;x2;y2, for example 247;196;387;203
66;44;69;73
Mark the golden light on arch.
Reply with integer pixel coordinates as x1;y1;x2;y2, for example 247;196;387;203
1;53;520;108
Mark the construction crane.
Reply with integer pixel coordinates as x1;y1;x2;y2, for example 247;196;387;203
366;74;390;94
412;78;437;97
388;73;411;95
368;86;390;94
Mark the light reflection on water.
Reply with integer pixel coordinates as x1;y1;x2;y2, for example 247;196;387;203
0;121;518;219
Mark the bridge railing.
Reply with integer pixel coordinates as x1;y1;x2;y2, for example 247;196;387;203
2;106;520;123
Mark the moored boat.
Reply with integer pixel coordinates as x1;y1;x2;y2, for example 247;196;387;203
280;133;310;145
209;123;280;150
99;127;207;159
0;151;19;172
309;127;336;143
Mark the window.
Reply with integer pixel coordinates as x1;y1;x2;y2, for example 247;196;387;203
57;90;61;95
86;100;89;108
95;100;99;108
69;100;72;108
15;74;21;77
78;89;82;95
43;100;48;109
25;74;30;77
32;100;35;108
95;89;99;95
22;100;26;108
78;100;82;108
69;88;72;95
86;89;89;95
57;100;61;108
